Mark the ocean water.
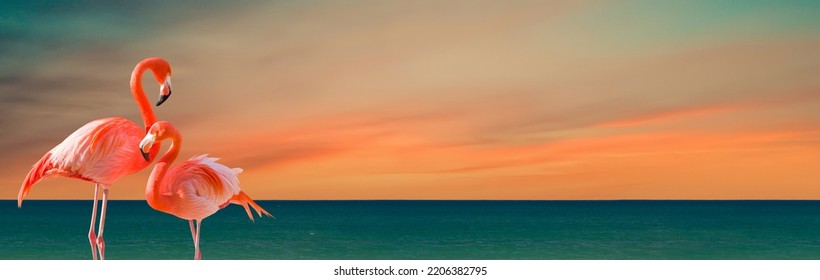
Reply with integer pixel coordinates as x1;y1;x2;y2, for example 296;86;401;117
3;200;820;260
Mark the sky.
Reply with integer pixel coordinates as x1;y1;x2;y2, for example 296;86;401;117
1;0;819;200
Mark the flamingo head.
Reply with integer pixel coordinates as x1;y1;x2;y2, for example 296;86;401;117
148;58;173;106
157;75;172;106
139;133;155;162
140;121;178;162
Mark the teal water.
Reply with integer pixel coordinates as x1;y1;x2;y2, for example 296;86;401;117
3;200;820;260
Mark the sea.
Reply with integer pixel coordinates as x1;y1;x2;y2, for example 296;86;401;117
3;200;820;260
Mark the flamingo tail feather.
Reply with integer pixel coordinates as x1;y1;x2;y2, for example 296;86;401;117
19;153;53;208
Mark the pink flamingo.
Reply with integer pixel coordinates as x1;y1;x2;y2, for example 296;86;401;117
138;121;272;260
18;57;173;260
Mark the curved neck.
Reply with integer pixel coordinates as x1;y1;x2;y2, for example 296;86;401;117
146;130;182;204
130;61;157;130
160;132;182;167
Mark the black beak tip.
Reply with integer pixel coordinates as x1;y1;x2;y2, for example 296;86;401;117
156;91;171;106
141;151;151;162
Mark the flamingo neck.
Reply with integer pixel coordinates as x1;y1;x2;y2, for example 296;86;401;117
146;131;182;208
130;61;157;131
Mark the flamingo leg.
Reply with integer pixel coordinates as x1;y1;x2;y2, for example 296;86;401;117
96;187;110;260
189;220;196;245
88;184;100;260
188;220;201;259
194;220;202;260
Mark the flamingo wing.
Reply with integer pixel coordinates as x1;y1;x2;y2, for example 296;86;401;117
187;155;271;220
19;117;146;205
160;155;242;220
48;117;146;180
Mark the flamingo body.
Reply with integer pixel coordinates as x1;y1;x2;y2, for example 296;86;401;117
19;117;156;203
150;155;253;221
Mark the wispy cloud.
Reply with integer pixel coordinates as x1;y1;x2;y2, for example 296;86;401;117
592;103;756;128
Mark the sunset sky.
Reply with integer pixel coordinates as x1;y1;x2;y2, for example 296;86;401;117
2;0;819;200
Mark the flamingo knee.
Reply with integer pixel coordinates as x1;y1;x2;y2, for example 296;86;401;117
88;229;98;260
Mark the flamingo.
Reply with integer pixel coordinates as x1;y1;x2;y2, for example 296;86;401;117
18;57;173;260
138;121;272;260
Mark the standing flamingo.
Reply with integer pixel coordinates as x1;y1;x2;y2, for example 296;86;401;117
138;121;272;260
18;57;173;260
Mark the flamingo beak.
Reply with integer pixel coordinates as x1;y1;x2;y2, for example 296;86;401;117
157;76;172;106
139;133;157;162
